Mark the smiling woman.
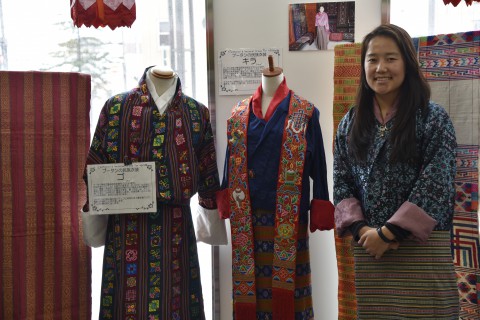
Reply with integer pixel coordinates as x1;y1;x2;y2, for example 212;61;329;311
334;23;459;319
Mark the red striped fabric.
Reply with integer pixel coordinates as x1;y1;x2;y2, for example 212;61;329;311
0;71;91;320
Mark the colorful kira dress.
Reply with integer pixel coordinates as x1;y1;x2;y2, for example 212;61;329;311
84;68;220;320
217;80;335;320
334;101;459;319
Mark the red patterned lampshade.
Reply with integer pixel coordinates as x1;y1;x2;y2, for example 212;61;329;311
71;0;136;29
443;0;480;6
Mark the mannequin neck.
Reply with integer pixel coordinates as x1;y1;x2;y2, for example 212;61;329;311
261;73;284;116
262;73;284;96
147;68;176;96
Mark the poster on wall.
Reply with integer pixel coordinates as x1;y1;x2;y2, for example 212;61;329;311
289;2;355;51
218;48;282;96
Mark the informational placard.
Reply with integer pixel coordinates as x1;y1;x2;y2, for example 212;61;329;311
87;162;157;214
218;48;282;95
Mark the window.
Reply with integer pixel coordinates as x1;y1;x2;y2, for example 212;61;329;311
0;1;211;319
159;21;171;48
390;0;480;37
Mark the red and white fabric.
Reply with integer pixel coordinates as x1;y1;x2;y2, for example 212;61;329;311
443;0;480;6
71;0;136;29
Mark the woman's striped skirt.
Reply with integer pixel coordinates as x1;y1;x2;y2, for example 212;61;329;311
353;231;459;319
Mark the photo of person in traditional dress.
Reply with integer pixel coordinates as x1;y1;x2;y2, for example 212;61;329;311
315;6;330;50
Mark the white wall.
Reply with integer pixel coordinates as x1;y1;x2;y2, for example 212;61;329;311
212;1;382;319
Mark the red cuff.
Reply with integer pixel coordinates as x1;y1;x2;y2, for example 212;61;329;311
215;189;230;219
310;199;335;232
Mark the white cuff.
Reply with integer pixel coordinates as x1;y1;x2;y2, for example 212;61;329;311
81;209;108;248
193;206;228;245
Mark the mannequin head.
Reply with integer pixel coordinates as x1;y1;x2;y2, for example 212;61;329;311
147;66;177;97
150;65;175;79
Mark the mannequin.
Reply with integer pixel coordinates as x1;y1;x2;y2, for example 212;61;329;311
261;56;284;117
217;54;334;320
82;65;226;319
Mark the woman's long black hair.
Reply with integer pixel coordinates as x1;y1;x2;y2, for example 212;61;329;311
349;24;430;163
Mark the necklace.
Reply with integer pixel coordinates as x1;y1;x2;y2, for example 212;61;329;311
378;108;389;137
378;124;388;137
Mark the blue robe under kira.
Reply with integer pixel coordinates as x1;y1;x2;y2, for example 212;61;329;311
222;92;330;213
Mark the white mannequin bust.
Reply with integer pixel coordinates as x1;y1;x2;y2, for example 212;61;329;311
147;65;176;96
261;72;284;116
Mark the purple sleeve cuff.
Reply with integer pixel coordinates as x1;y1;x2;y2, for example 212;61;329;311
387;201;437;243
334;197;364;236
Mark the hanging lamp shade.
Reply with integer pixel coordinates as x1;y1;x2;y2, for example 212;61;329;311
71;0;136;29
443;0;480;6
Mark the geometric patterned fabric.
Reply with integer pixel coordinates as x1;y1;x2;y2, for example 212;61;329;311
332;30;480;319
0;71;92;319
333;43;361;320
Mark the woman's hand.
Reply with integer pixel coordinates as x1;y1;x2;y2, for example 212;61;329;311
358;226;399;259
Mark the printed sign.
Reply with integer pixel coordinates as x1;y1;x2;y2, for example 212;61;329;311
218;48;282;95
87;162;157;214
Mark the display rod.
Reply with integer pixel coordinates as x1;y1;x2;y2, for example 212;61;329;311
205;0;221;319
381;0;391;24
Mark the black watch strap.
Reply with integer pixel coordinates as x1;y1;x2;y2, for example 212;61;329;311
377;227;395;243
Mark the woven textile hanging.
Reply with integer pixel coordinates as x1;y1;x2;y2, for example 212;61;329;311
418;30;480;319
0;71;92;319
332;43;361;320
333;30;480;319
71;0;136;29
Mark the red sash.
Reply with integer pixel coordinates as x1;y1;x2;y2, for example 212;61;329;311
227;94;314;319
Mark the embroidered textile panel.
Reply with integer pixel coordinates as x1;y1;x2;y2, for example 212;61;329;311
332;30;480;319
0;71;92;319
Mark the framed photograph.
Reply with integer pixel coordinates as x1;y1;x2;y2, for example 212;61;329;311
289;2;355;51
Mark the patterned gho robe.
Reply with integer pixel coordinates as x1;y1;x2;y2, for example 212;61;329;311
84;69;220;320
334;101;459;319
